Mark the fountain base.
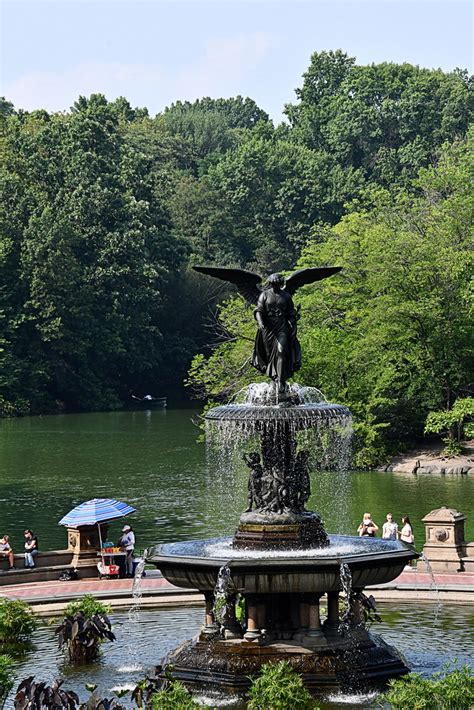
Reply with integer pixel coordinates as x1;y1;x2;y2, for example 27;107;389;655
234;511;329;549
161;630;409;694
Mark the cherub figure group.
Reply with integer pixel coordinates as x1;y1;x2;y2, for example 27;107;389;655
243;449;311;514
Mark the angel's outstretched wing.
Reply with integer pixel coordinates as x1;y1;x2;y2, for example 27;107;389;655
285;267;342;295
193;266;263;305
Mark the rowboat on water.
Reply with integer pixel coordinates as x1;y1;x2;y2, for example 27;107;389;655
131;395;167;409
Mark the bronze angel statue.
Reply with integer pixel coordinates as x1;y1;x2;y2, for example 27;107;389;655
193;265;341;395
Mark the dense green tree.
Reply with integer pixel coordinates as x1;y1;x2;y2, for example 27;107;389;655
159;95;271;167
1;54;472;422
0;95;187;411
188;131;473;465
173;131;364;270
286;50;473;186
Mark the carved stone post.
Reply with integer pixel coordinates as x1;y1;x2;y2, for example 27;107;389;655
222;596;242;640
299;599;309;629
418;507;466;573
68;524;108;575
244;597;262;642
200;591;219;639
302;594;327;647
324;591;340;635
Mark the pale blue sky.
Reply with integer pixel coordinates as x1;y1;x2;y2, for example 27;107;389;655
1;0;473;122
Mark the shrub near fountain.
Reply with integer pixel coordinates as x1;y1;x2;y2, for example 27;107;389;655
150;266;418;697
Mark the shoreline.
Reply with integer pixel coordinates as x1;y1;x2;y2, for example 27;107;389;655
376;441;474;475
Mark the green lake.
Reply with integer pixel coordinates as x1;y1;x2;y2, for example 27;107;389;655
0;408;473;553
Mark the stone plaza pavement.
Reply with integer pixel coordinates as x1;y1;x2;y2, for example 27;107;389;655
0;568;472;613
0;570;202;614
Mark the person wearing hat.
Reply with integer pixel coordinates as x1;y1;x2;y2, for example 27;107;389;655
118;524;135;577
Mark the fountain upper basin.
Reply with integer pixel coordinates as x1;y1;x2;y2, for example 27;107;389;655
149;535;418;594
205;402;351;425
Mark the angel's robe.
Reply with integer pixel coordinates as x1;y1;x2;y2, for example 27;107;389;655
251;288;301;386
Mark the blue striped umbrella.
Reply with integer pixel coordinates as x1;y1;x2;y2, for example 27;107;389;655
58;498;136;527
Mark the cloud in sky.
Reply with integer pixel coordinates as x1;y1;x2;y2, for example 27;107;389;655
4;31;276;114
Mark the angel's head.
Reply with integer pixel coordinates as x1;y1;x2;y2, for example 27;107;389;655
267;273;285;290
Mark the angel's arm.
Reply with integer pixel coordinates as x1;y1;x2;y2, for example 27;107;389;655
254;291;266;329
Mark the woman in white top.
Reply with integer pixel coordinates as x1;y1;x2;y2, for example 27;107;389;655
399;515;414;544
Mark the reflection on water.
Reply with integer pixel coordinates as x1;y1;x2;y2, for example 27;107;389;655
4;603;473;709
0;409;473;553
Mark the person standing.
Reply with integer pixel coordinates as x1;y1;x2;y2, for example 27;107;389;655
382;513;399;541
119;525;135;577
24;529;38;568
0;535;15;569
357;513;379;537
399;516;415;545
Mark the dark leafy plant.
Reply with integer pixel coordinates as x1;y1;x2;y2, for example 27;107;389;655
132;673;165;709
0;654;14;708
14;677;80;709
382;662;474;709
13;677;128;710
0;599;37;643
133;665;195;709
56;610;115;664
247;660;317;710
360;593;382;626
79;687;126;710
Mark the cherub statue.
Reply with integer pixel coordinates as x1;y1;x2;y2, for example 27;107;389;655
193;266;341;395
243;452;264;511
294;449;311;511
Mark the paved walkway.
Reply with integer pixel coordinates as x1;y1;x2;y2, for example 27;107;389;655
1;568;472;612
0;570;204;614
366;568;474;602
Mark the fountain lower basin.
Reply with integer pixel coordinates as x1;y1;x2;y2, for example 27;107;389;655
149;535;417;592
150;383;418;695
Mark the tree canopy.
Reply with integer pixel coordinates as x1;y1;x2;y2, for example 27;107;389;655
187;131;474;465
0;51;472;460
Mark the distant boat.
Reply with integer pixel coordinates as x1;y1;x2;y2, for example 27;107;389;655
131;395;167;409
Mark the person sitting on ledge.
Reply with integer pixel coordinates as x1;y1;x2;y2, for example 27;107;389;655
357;513;379;537
0;535;15;569
24;529;39;568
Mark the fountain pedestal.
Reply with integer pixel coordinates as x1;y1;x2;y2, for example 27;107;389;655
234;511;328;549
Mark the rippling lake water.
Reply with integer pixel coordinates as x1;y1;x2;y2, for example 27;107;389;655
1;408;473;707
4;603;473;709
0;408;473;551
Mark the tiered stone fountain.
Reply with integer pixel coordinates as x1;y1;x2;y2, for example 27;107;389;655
150;266;418;697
